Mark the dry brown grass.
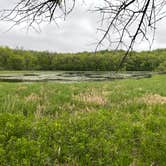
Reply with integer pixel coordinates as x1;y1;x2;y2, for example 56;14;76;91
74;89;107;106
34;104;46;119
25;93;40;102
121;93;166;107
58;103;96;113
17;85;27;91
141;94;166;105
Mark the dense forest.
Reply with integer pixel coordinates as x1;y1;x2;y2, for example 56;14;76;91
0;46;166;71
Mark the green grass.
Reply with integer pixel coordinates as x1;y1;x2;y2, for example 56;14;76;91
0;75;166;165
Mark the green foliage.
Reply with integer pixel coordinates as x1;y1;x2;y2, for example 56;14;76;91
0;75;166;165
0;46;166;71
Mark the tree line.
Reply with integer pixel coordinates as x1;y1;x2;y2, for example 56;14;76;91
0;47;166;71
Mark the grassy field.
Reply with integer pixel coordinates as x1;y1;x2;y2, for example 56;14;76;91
0;75;166;165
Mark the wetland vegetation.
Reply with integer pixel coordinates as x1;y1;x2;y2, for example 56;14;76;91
0;47;166;165
0;74;166;165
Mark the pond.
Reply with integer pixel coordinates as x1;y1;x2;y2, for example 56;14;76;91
0;71;155;82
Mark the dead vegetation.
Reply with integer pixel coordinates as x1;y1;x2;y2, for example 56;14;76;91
17;86;28;91
141;94;166;105
25;93;40;102
120;93;166;107
34;104;46;119
74;89;107;106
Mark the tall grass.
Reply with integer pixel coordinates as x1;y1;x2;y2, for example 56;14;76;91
0;75;166;165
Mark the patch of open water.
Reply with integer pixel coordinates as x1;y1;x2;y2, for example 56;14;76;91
0;71;155;82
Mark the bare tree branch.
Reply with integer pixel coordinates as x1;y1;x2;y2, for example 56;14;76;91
94;0;166;67
0;0;76;29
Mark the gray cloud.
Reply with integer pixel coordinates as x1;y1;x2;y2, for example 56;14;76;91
0;0;166;52
0;1;100;52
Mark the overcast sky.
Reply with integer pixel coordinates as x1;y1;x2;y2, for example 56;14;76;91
0;0;166;53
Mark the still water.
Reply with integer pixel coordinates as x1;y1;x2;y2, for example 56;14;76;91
0;71;153;82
